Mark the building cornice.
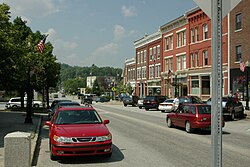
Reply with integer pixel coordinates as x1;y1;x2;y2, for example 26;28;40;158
160;15;188;34
134;31;162;49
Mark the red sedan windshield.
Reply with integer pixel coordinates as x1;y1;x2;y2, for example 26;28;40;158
55;110;102;124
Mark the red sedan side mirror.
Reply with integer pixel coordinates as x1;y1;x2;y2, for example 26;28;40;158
103;120;110;124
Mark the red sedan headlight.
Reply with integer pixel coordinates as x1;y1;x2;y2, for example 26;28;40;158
53;135;74;143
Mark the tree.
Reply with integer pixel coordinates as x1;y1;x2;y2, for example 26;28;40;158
92;79;101;96
126;82;133;95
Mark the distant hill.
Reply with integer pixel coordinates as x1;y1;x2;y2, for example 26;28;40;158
60;63;123;83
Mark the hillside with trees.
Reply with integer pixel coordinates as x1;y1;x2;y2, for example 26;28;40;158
59;63;123;95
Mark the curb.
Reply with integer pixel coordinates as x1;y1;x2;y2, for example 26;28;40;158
31;115;43;166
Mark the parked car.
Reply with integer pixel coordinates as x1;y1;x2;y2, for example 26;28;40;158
81;97;93;104
173;96;204;111
48;100;78;118
95;96;110;103
166;103;225;133
158;99;175;113
123;96;139;107
143;95;168;110
45;106;112;160
206;97;244;120
137;97;145;109
5;97;42;109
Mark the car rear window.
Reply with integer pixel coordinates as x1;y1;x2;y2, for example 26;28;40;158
179;97;192;103
164;99;174;103
144;96;156;100
197;105;211;114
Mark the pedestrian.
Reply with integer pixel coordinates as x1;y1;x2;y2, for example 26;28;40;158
173;96;179;110
228;90;233;98
234;90;239;102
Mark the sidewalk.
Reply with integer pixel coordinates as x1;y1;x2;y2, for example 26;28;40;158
0;111;42;167
240;101;250;119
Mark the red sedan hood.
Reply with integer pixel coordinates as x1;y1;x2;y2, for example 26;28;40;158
54;124;110;137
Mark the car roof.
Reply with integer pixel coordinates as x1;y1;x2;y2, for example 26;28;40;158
58;106;95;111
181;103;209;106
57;101;80;105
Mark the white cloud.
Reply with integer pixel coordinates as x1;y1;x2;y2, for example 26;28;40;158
121;5;137;17
0;0;65;18
114;25;126;40
92;43;118;56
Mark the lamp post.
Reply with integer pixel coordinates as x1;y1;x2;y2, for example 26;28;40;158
245;61;249;110
174;73;178;98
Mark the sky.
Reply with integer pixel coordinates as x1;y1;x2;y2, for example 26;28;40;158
1;0;197;68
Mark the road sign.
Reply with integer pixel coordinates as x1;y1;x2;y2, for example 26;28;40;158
193;0;241;18
193;1;242;166
111;87;116;92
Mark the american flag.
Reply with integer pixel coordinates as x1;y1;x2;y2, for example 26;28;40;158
240;58;246;72
37;35;48;53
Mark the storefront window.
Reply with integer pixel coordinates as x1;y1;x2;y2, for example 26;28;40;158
191;76;199;94
201;76;210;95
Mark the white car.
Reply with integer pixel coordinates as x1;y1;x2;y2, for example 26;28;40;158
5;97;43;109
158;99;175;112
138;97;145;109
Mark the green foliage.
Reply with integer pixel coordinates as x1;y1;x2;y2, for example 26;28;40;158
126;82;133;95
0;3;60;95
63;77;86;94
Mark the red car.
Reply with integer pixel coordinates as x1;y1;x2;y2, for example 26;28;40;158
45;106;112;160
166;103;225;133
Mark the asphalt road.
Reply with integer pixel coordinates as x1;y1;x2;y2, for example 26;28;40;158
34;103;250;167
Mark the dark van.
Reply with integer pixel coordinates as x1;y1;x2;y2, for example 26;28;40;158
143;95;167;110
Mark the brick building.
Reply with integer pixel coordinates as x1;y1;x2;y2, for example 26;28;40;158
229;0;250;100
134;31;162;97
125;1;249;100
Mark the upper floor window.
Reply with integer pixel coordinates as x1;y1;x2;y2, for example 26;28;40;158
165;35;173;50
182;31;186;46
236;13;242;30
170;36;173;49
140;51;143;63
177;30;186;47
149;66;154;78
203;24;208;40
182;55;186;69
137;52;140;64
195;27;199;41
177;33;181;47
153;47;156;60
144;50;147;63
195;52;199;67
236;45;242;62
149;48;153;61
191;53;195;68
156;65;161;78
166;58;173;72
191;28;195;43
165;37;169;50
157;45;160;58
203;50;208;66
177;57;181;70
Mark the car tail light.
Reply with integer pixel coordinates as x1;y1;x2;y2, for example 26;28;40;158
151;100;157;104
194;115;207;122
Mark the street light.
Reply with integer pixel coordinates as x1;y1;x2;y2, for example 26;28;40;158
245;61;249;110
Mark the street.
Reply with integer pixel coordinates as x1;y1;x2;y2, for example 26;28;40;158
34;103;250;167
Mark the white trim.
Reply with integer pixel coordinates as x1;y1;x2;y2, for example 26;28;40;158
176;52;186;57
176;27;186;33
164;33;173;38
164;55;174;59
